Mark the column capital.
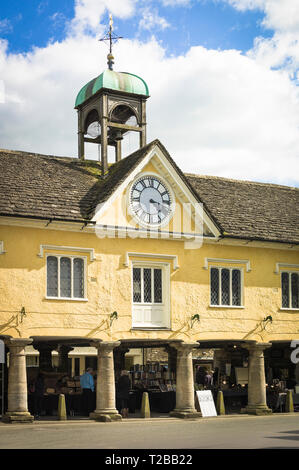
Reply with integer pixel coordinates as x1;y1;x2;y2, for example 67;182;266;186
242;342;272;353
113;345;130;354
33;342;58;352
58;344;74;353
5;338;32;349
170;341;198;354
90;340;121;352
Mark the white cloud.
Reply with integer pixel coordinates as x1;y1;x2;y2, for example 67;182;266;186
0;18;13;34
50;12;67;28
222;0;265;12
222;1;299;85
139;7;170;31
224;0;299;32
160;0;191;5
249;32;299;77
0;1;298;186
69;0;136;35
0;79;5;103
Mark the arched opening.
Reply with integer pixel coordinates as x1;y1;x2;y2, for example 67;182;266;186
84;109;101;138
110;104;138;126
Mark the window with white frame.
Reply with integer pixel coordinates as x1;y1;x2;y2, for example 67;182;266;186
210;267;242;306
133;267;163;304
47;255;86;299
132;264;170;328
281;272;299;309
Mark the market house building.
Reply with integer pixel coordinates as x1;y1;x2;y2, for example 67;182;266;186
0;44;299;423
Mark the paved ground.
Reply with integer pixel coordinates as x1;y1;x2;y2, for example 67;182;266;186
0;414;299;449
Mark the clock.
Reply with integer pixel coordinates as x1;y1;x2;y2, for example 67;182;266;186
129;175;174;226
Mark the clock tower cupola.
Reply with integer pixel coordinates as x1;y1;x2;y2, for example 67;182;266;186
75;15;149;176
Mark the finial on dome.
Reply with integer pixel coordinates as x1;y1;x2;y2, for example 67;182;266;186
99;13;123;71
107;53;114;71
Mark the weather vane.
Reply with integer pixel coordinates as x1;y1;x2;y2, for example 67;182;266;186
99;14;123;71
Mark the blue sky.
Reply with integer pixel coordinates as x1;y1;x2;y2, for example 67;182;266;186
0;0;298;186
1;0;273;56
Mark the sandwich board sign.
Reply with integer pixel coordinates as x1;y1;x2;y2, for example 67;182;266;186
196;390;217;417
0;340;4;364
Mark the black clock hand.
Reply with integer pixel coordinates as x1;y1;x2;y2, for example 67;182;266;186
149;199;169;215
150;199;168;207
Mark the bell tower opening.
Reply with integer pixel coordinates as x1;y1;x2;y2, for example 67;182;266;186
74;15;149;176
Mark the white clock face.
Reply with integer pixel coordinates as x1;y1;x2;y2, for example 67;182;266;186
130;175;173;226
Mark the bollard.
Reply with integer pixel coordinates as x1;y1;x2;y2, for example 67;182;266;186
285;390;294;413
140;392;150;418
216;391;225;415
58;394;67;420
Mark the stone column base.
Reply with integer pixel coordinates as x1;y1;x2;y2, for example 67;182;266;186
90;410;122;422
2;412;34;424
242;406;272;416
170;409;202;419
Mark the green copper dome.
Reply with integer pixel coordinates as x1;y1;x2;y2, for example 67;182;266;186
75;69;149;107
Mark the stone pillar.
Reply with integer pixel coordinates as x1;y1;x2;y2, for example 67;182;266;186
243;342;272;415
90;341;122;422
170;342;201;419
34;342;57;371
58;345;74;373
2;338;34;423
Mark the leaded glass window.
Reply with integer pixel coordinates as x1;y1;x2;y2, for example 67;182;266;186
281;272;289;308
232;269;241;306
60;257;71;298
47;256;58;297
133;268;141;302
221;269;230;305
282;272;299;309
291;273;299;309
47;255;85;299
73;258;84;298
132;266;163;304
210;267;242;306
143;268;152;303
154;269;162;303
210;268;219;305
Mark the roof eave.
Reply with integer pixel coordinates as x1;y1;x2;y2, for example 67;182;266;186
75;87;150;110
222;233;299;246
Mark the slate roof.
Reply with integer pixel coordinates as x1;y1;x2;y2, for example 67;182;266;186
0;141;298;244
186;174;299;245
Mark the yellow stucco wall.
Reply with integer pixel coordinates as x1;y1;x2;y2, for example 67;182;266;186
1;223;299;343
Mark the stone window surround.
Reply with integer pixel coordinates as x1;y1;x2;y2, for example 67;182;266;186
45;254;88;301
280;270;299;311
209;265;244;308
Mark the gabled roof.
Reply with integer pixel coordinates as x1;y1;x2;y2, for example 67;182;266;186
0;141;298;244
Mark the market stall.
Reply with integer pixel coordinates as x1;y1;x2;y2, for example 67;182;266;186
126;363;176;414
27;372;96;417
